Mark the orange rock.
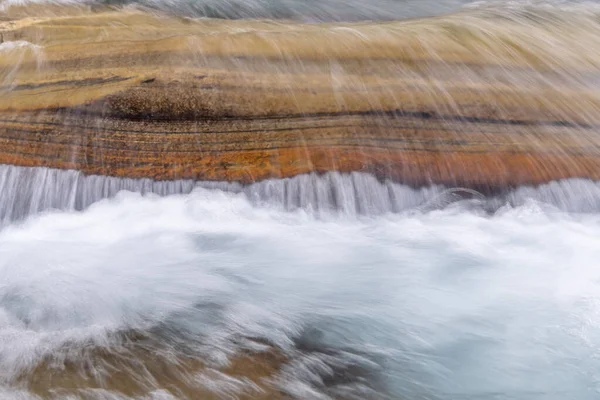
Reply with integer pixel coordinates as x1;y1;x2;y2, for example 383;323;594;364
1;7;600;191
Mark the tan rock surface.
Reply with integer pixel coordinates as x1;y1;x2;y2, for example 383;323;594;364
19;335;286;399
1;6;600;190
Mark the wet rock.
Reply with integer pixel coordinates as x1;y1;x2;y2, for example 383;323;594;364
1;7;600;190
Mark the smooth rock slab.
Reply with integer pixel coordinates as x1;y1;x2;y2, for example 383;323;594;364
1;6;600;191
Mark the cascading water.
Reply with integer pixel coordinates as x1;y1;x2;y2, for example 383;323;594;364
3;1;600;399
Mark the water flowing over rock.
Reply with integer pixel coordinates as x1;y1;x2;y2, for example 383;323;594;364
4;3;600;400
2;5;600;193
4;164;600;225
0;164;447;222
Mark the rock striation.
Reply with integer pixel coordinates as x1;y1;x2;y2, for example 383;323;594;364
2;6;600;191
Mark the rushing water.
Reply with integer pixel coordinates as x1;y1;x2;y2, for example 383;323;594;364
6;164;600;225
2;0;600;20
0;0;471;20
3;172;600;399
3;0;600;398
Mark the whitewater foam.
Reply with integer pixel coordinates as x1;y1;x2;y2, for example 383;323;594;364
1;186;600;398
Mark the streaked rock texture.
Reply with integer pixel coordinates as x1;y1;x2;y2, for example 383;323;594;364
24;341;287;399
2;6;600;191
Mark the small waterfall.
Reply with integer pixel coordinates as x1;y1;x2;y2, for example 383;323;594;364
3;164;600;226
1;2;600;222
0;164;448;223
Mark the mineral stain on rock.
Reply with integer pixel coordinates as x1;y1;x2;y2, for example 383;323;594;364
1;6;600;192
